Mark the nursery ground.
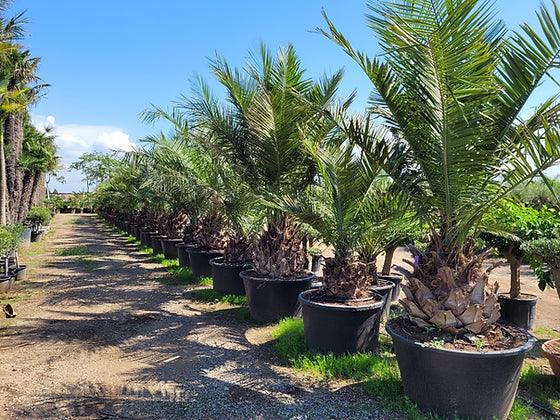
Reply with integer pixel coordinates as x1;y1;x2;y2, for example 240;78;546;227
0;214;398;419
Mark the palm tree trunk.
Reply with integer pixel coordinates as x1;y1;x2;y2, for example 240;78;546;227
0;127;7;226
17;170;34;221
508;257;521;299
4;113;24;223
28;171;42;210
382;245;397;275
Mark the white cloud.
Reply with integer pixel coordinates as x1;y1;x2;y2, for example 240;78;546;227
31;114;137;192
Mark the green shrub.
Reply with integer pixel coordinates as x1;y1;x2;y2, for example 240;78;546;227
26;206;52;228
522;238;560;267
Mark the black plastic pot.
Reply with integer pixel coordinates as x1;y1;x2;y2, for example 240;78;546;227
15;266;27;281
188;249;224;278
176;244;192;268
210;257;250;296
240;270;315;323
386;318;535;419
161;238;183;260
371;279;395;319
140;231;157;247
498;293;538;330
151;235;167;255
378;273;403;302
30;231;44;242
299;289;385;355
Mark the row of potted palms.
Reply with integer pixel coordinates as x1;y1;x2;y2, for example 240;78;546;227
96;0;560;418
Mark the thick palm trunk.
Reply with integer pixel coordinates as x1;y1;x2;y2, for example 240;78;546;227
0;128;6;225
382;245;397;275
508;258;521;298
17;170;34;222
28;171;42;211
4;114;24;223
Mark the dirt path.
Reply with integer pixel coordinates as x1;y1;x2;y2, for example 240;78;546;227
0;215;390;420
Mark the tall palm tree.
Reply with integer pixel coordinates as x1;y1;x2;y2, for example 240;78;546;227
321;0;560;333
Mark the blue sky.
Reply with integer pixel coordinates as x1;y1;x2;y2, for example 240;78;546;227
9;0;548;191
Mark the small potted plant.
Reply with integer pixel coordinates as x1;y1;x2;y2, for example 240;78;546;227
187;211;227;278
282;138;402;354
26;206;51;242
522;237;560;378
480;202;560;329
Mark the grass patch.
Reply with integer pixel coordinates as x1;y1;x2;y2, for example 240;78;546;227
126;235;141;246
271;318;547;420
519;365;560;416
55;245;91;257
72;218;88;225
533;326;560;339
198;276;213;286
190;288;247;305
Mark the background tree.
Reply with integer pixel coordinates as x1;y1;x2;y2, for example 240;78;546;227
70;151;118;192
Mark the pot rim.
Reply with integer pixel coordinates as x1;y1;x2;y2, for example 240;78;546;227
162;238;184;243
299;288;384;312
370;279;395;291
209;256;252;268
240;269;315;283
176;243;196;249
497;293;539;302
187;248;224;256
386;317;535;357
542;338;560;356
377;273;403;281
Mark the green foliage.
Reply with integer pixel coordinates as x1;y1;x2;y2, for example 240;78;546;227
320;0;560;252
481;201;560;258
26;206;51;226
522;238;560;267
19;116;58;173
0;223;25;256
190;288;247;305
511;176;560;210
520;365;560;416
70;151;119;191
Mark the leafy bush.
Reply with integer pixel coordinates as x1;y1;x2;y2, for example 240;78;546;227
26;206;52;229
0;224;25;257
522;238;560;267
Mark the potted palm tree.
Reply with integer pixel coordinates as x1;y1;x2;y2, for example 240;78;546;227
321;0;560;417
187;45;343;322
280;133;406;354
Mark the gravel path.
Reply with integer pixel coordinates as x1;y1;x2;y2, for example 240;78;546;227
0;214;393;420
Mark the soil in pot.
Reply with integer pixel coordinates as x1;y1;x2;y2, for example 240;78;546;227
371;279;394;319
241;270;315;323
210;257;250;296
299;288;384;355
386;317;534;419
378;273;403;302
542;338;560;378
161;238;183;260
498;293;538;330
188;249;224;278
151;235;167;255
